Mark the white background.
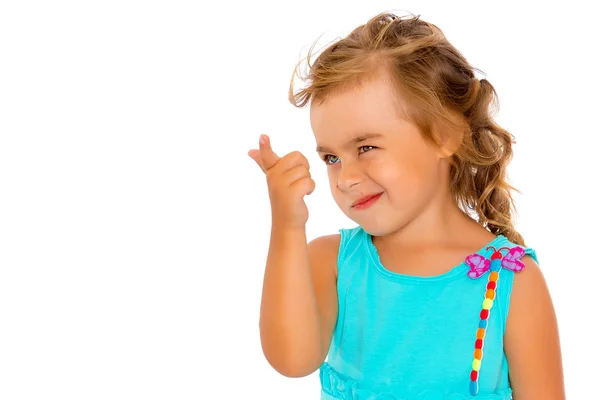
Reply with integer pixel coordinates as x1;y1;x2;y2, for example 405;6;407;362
1;0;598;398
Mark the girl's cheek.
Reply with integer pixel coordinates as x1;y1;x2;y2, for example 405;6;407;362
371;157;400;179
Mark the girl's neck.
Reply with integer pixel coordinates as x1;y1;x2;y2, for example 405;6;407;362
373;196;493;251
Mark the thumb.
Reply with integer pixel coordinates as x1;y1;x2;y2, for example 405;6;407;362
258;134;280;171
247;149;265;171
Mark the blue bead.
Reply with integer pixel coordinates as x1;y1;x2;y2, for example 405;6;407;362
490;259;501;272
479;320;488;329
469;380;479;395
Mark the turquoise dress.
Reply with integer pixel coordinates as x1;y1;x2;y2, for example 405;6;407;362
319;225;538;399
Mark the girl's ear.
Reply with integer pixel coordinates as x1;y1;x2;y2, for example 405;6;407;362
433;113;466;158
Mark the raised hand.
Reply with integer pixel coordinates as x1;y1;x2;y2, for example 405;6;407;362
248;134;315;229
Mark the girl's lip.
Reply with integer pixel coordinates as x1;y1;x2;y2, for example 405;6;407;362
352;192;383;208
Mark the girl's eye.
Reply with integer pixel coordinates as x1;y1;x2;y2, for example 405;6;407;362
322;146;376;165
323;154;339;165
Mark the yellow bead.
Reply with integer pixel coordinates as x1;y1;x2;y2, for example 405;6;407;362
472;359;481;371
482;298;493;310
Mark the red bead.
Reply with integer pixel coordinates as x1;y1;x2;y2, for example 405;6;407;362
480;309;490;320
491;250;502;260
471;370;478;381
475;339;483;349
486;281;496;290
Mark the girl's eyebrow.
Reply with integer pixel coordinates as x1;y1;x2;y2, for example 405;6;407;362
316;133;384;153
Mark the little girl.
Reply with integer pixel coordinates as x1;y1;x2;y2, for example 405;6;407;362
248;12;565;399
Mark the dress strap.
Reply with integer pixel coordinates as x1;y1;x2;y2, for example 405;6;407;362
464;244;530;395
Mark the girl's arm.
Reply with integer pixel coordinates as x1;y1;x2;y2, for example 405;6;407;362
259;227;339;377
504;256;566;399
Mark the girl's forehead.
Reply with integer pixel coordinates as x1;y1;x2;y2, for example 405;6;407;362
310;77;408;125
310;84;409;143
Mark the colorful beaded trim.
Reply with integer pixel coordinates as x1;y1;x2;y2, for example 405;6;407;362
465;245;527;396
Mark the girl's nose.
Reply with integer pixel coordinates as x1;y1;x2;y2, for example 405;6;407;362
336;163;363;190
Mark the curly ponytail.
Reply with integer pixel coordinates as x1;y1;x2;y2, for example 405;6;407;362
453;78;524;245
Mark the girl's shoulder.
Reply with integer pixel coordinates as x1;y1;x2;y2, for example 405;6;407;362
501;249;564;396
480;236;564;396
308;225;365;277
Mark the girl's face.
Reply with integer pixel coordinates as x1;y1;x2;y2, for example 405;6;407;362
310;74;449;236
